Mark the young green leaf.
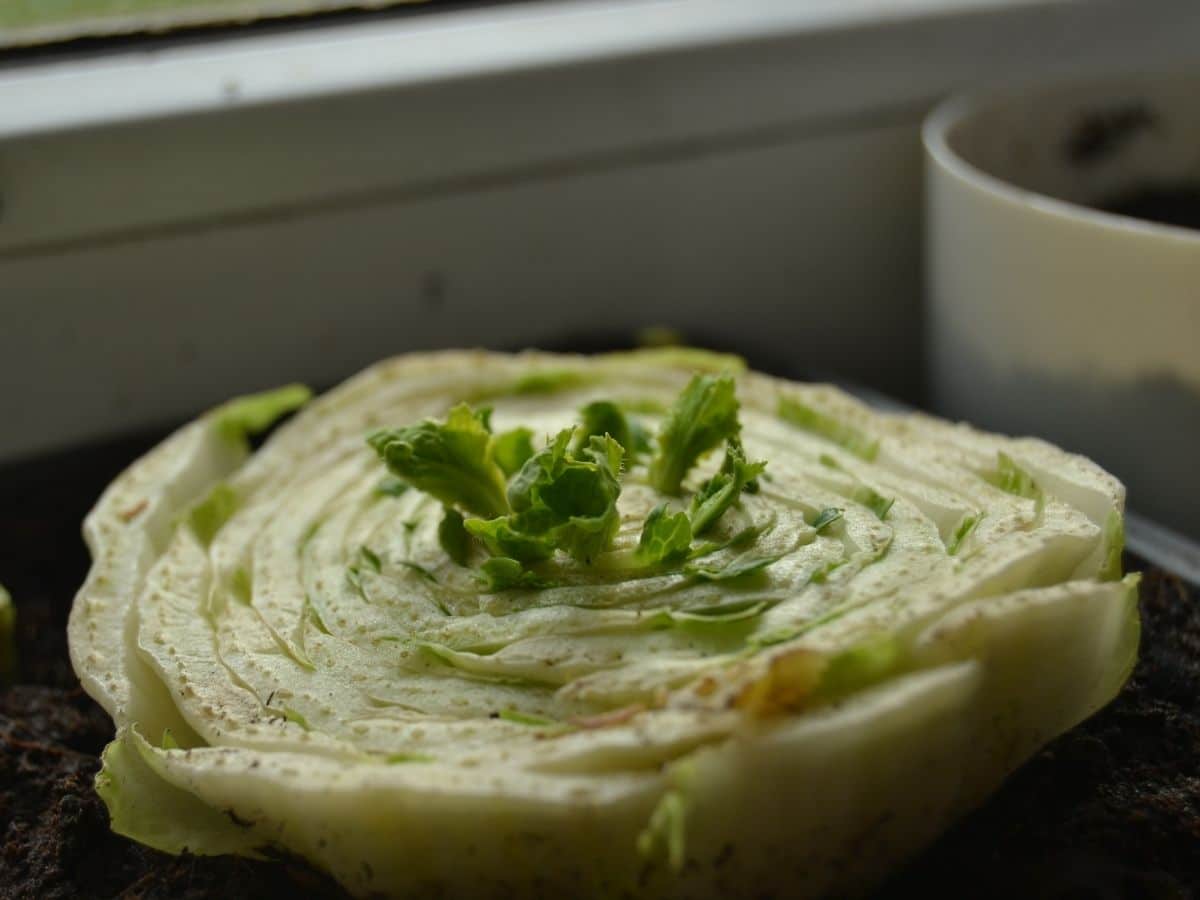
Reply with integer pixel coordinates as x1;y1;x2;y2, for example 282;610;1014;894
462;431;625;568
629;420;654;456
230;567;253;605
188;483;239;547
688;437;766;535
648;374;741;495
811;507;843;534
282;706;311;731
853;486;894;521
727;435;764;493
580;433;624;475
683;553;781;582
688;471;737;534
689;522;768;560
555;510;621;566
505;429;570;515
477;558;557;592
368;404;509;518
493;427;536;477
346;566;368;602
778;397;879;461
576;401;633;458
636;503;693;565
397;561;438;583
637;790;687;872
213;383;312;448
464;516;556;564
360;546;382;573
304;595;331;635
946;513;980;555
438;508;473;566
985;452;1042;500
505;431;623;565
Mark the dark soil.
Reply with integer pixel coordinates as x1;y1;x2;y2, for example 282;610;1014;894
0;431;351;900
880;565;1200;900
2;432;1198;899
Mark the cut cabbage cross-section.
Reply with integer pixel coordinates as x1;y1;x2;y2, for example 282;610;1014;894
69;349;1138;899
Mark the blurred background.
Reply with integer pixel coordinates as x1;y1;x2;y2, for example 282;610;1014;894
1;0;1198;541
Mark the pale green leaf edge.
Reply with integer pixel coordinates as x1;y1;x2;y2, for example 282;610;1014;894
96;729;265;858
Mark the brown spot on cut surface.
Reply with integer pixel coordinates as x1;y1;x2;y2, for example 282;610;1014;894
733;649;824;717
118;499;149;522
569;704;646;730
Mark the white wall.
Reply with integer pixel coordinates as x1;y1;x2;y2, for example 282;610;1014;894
2;0;1198;461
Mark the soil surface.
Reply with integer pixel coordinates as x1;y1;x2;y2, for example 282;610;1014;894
2;430;1198;900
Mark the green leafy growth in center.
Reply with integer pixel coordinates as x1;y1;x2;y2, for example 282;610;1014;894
368;404;509;519
473;430;624;565
437;508;472;566
478;557;558;592
635;503;693;566
688;436;766;536
648;374;741;495
576;401;636;460
368;368;781;589
493;427;536;477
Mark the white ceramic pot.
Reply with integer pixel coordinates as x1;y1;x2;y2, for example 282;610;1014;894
924;69;1200;538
